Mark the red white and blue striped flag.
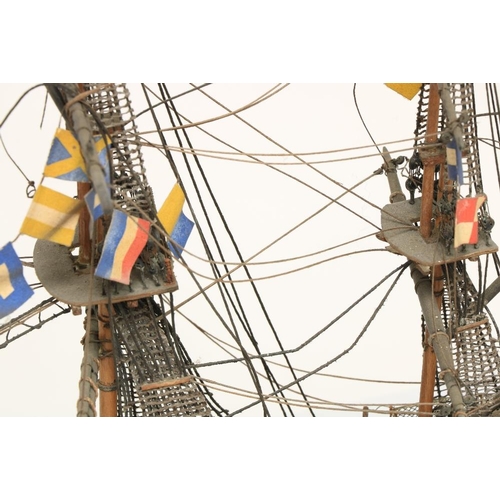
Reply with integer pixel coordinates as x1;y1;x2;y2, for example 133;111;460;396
95;210;150;285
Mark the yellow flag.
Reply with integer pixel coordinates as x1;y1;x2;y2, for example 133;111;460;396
385;83;422;100
20;185;83;246
158;183;185;234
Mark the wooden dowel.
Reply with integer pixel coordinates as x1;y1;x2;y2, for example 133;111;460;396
141;376;192;392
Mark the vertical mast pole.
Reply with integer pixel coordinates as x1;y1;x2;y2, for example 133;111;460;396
410;263;466;416
70;84;116;416
419;83;441;240
381;133;463;416
72;84;116;416
97;303;117;416
417;84;445;415
418;266;441;417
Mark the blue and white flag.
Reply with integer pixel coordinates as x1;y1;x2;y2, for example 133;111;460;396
0;242;34;319
84;188;104;224
447;137;463;185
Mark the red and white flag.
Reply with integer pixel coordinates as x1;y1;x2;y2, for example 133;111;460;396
454;195;486;248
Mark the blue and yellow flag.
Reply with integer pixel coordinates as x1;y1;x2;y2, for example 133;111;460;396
44;128;111;183
157;183;194;258
169;211;194;258
95;210;150;285
20;185;83;246
0;242;34;319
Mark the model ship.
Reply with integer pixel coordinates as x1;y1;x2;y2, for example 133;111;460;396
1;83;500;417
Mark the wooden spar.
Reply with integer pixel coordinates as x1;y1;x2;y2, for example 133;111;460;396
380;149;437;415
414;86;446;415
141;376;192;391
419;83;441;241
98;303;117;416
417;85;456;415
418;330;436;416
72;85;115;415
418;265;441;417
410;263;466;416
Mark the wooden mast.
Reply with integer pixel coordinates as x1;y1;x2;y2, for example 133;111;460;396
97;303;117;416
418;268;440;417
381;146;437;415
417;84;441;415
419;83;441;241
75;83;116;416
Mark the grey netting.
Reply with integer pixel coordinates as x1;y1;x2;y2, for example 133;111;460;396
453;319;500;403
81;83;156;219
111;299;212;417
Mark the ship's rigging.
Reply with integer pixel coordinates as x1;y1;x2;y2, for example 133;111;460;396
2;83;500;416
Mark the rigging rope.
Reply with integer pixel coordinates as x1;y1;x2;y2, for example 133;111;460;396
151;83;284;415
228;261;410;416
140;84;290;135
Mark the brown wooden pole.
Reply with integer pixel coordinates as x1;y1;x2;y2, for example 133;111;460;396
420;83;441;240
418;266;442;416
420;143;451;418
411;263;466;416
75;84;117;416
98;303;117;416
419;329;437;416
417;86;445;415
